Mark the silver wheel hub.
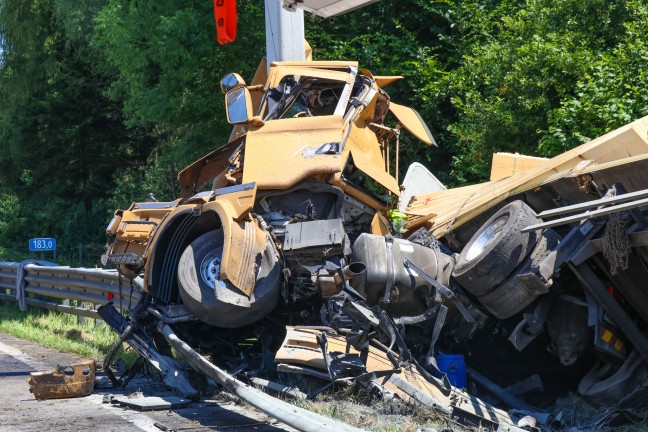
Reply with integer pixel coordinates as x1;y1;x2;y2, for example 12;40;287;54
200;247;226;287
465;215;508;261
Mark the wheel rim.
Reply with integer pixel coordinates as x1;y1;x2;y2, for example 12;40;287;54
199;247;227;288
465;215;508;261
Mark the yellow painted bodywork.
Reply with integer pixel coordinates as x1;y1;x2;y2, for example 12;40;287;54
266;61;358;89
359;68;403;87
347;129;400;195
110;185;261;296
239;61;423;207
110;201;179;259
242;115;345;189
177;139;243;198
388;102;436;146
202;187;265;297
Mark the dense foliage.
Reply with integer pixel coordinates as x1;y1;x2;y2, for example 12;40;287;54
1;0;647;258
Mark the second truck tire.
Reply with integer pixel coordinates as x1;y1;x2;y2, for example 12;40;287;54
476;228;561;319
452;200;540;296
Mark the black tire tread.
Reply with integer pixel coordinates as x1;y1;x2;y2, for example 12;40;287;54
177;229;280;328
452;201;539;296
477;275;541;319
477;228;561;319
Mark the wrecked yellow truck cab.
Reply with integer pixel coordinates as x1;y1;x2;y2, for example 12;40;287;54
103;60;437;328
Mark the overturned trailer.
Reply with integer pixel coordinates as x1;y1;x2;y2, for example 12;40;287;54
98;49;648;429
404;117;648;412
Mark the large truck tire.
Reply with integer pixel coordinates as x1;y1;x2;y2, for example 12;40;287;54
452;200;539;296
177;229;281;328
477;228;561;319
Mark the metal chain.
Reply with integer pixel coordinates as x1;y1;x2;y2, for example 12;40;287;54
603;187;630;275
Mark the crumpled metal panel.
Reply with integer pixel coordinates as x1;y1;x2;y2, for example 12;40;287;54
27;360;96;400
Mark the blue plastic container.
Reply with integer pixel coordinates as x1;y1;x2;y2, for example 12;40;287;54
437;353;467;388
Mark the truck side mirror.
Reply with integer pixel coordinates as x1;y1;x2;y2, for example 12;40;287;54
225;87;253;124
220;73;246;94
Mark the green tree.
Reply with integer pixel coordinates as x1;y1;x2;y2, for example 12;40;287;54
539;1;648;155
438;0;632;183
0;0;153;248
93;0;265;182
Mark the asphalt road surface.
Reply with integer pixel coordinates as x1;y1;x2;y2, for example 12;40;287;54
0;333;294;432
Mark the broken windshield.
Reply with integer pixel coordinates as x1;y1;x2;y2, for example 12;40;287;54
265;76;348;120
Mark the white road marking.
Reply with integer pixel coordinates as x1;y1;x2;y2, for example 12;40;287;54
0;340;49;371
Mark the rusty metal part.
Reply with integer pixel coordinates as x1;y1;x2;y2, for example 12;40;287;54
27;360;95;400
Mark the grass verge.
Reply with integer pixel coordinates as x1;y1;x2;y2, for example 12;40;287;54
0;299;132;363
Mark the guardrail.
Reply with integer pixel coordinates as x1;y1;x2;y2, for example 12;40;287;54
0;261;142;318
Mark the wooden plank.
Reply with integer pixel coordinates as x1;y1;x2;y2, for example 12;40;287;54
403;116;648;238
490;152;548;181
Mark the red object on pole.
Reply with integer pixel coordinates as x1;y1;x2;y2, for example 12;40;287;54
213;0;237;45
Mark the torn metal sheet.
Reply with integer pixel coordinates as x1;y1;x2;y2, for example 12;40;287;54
27;360;95;400
276;327;450;410
110;395;192;411
275;327;520;427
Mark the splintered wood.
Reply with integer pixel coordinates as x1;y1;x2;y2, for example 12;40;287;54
404;115;648;238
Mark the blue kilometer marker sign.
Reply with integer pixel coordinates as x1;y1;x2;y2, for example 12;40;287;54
29;238;57;252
